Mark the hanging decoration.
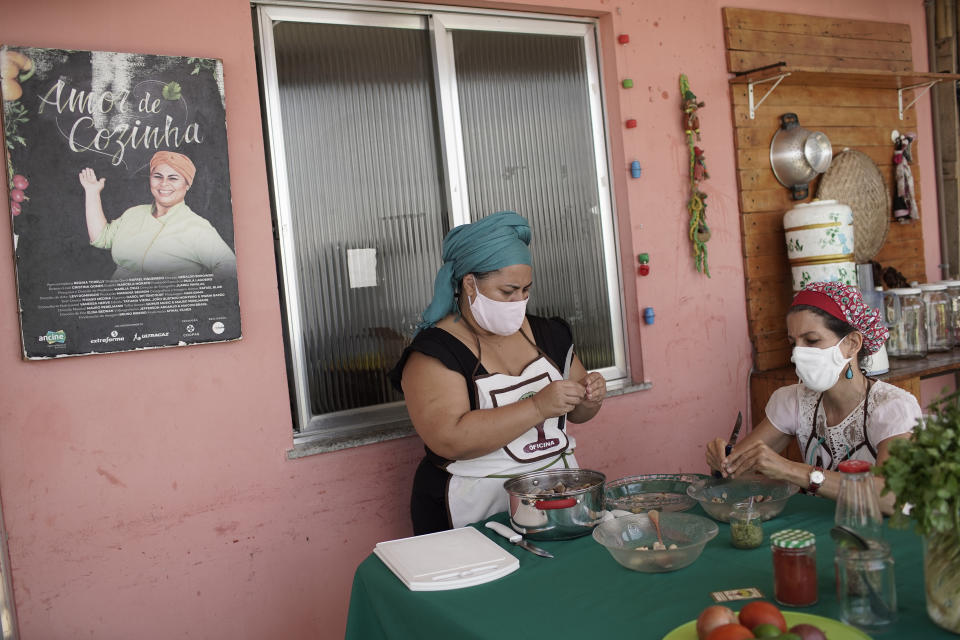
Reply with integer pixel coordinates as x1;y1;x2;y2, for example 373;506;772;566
891;130;918;223
680;74;710;276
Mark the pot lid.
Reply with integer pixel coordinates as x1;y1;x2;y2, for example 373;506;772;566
804;133;833;173
816;149;890;263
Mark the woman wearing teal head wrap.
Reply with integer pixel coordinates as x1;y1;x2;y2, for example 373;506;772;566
389;211;607;534
417;211;532;331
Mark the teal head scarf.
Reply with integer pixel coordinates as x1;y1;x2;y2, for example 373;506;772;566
416;211;532;332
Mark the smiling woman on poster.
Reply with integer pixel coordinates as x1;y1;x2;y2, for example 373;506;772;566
78;151;237;279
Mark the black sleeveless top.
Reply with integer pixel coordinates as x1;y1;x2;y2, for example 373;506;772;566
388;315;575;455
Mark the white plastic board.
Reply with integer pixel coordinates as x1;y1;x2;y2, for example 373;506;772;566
373;526;519;591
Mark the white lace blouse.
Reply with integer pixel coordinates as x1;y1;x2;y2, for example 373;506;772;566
766;381;922;470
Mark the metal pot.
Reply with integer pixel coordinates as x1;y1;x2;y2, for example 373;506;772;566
503;468;606;540
770;112;832;200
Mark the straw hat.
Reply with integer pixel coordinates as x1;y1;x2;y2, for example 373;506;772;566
816;149;890;263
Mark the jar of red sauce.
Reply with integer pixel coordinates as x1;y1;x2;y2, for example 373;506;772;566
770;529;818;606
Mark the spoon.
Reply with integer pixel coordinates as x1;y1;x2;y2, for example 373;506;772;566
829;526;891;619
830;525;869;550
648;509;665;549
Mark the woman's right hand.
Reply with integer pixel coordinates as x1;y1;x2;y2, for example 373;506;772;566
532;380;586;419
78;168;105;193
706;437;729;475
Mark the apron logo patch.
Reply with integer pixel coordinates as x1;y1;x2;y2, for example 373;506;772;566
524;422;560;453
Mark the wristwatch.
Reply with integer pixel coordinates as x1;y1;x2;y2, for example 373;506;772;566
807;466;825;495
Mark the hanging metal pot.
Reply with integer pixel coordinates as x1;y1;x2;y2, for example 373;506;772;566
769;113;833;200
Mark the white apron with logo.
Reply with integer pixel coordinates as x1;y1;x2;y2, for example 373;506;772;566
445;352;577;528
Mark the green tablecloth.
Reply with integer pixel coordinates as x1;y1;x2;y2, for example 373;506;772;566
346;495;955;639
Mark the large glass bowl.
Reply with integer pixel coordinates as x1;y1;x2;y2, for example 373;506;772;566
604;473;709;513
592;511;718;573
686;476;798;523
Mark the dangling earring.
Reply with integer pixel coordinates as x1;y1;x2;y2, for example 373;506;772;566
845;363;854;379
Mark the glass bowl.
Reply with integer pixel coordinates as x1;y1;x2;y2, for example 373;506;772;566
686;476;798;523
592;511;718;573
604;473;710;513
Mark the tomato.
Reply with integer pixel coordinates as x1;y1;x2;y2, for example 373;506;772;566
705;623;755;640
10;201;21;216
738;601;786;633
11;175;28;191
696;605;738;639
9;189;25;203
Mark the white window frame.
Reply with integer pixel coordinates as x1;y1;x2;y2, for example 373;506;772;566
256;1;630;451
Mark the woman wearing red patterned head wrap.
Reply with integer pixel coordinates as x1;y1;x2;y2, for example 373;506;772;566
77;151;236;279
706;282;921;514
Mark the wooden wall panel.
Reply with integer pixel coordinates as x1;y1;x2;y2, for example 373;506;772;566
723;8;912;42
724;7;926;372
726;51;911;74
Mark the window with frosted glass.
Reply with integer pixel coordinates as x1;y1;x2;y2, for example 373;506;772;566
452;30;615;369
257;5;627;443
271;20;447;417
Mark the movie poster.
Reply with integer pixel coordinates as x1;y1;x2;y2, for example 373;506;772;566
1;46;241;359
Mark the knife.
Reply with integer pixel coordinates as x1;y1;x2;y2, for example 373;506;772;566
713;411;743;478
728;410;744;447
485;521;554;558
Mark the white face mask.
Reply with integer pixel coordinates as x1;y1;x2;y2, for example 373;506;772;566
467;279;528;336
791;337;852;392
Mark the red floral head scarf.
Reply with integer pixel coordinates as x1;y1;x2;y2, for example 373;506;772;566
790;282;889;354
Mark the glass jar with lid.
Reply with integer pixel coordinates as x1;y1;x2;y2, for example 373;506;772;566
938;280;960;347
919;283;951;352
886;288;927;359
770;528;818;606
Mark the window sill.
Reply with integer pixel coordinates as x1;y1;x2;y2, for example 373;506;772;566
286;379;653;459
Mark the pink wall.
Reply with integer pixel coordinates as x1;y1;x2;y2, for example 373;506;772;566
0;0;938;638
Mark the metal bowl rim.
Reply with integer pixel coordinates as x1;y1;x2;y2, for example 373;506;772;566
503;468;606;498
605;472;710;491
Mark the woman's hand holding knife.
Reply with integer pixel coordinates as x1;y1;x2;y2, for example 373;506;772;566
710;411;742;478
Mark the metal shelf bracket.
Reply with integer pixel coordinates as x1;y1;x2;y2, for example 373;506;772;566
898;80;938;120
747;72;790;119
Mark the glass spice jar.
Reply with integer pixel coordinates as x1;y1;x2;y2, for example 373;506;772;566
729;501;764;549
939;279;960;347
835;540;897;630
887;288;927;359
919;283;951;353
770;528;818;606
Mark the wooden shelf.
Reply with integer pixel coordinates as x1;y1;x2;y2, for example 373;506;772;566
729;65;960;120
730;66;960;89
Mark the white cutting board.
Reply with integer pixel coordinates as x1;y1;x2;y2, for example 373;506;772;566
374;526;519;591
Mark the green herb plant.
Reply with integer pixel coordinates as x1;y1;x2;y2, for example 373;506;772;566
877;389;960;631
877;389;960;542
